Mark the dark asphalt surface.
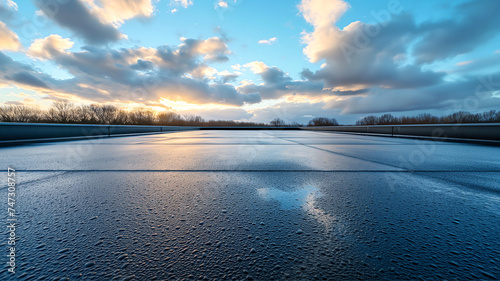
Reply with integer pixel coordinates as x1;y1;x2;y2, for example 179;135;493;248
1;130;499;280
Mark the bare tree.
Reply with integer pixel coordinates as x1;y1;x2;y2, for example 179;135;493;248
157;111;182;125
184;114;205;126
88;104;102;123
49;101;75;123
0;105;16;122
356;115;377;125
270;118;286;127
74;105;94;124
129;108;155;125
99;105;117;124
112;110;130;125
307;117;338;126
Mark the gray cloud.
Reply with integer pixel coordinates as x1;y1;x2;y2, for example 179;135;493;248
6;71;50;89
260;67;292;84
0;51;15;70
130;59;154;71
153;77;261;106
451;54;500;74
50;42;256;105
0;51;50;86
4;100;23;105
0;51;113;101
294;0;500;117
413;0;500;64
239;66;325;100
220;73;239;84
33;0;122;44
157;45;199;75
1;34;261;107
325;72;500;114
301;13;445;91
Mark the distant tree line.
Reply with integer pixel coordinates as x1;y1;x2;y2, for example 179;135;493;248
355;111;500;125
269;117;338;127
3;102;496;127
0;102;267;127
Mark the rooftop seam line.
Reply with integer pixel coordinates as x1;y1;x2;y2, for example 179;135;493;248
268;133;408;171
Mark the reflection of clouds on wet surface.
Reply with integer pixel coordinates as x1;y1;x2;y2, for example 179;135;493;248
256;186;337;232
257;186;318;210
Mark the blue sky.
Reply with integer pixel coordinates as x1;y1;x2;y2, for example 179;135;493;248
0;0;499;124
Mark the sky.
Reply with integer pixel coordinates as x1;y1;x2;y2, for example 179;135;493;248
0;0;499;124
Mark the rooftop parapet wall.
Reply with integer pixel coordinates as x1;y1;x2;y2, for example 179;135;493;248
0;122;199;142
301;123;500;141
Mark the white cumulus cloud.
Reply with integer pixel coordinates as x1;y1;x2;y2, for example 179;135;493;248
27;34;74;60
258;37;277;45
171;0;193;9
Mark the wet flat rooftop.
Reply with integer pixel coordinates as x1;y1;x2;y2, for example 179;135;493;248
1;130;499;280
